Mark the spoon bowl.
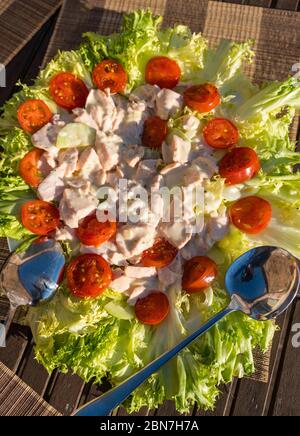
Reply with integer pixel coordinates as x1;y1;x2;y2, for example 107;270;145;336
0;238;65;338
225;246;300;320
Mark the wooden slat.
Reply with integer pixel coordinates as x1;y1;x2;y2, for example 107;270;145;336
0;12;59;111
0;324;30;372
0;0;62;66
45;373;85;415
271;301;300;416
223;0;246;5
17;343;51;397
245;1;272;7
276;0;299;10
222;0;245;4
230;309;293;416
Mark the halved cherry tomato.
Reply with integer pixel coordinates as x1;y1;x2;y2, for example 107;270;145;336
203;118;238;149
142;116;168;149
230;196;272;235
141;238;178;269
135;292;170;325
145;56;181;89
19;149;44;188
21;200;60;235
76;213;117;247
182;256;217;293
184;84;221;113
17;100;52;134
49;72;89;110
67;254;112;299
92;59;127;94
219;147;260;185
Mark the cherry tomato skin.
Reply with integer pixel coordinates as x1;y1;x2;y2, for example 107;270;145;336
142;116;168;149
49;72;89;110
19;149;44;188
17;100;53;134
230;196;272;235
92;60;127;94
184;84;221;113
182;256;218;293
141;238;178;269
21;200;60;235
67;254;112;299
203;118;239;149
76;213;117;247
219;147;260;185
135;292;170;325
145;56;181;89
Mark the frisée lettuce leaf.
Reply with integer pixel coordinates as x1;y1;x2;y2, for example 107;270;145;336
26;279;275;413
80;9;207;92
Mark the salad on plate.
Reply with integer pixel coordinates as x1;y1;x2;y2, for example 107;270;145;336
1;9;300;413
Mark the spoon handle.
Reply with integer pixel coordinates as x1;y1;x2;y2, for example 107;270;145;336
3;304;17;338
73;306;234;416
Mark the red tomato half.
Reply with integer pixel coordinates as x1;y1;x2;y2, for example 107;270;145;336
184;84;221;113
21;200;60;235
67;254;112;299
219;147;260;185
76;213;117;247
92;59;127;94
135;292;170;325
19;149;44;188
141;238;178;269
182;256;218;293
17;100;52;134
230;196;272;235
49;72;89;110
142;116;168;149
145;56;181;89
203;118;239;149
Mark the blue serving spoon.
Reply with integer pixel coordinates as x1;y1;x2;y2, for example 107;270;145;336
0;238;65;339
73;246;300;416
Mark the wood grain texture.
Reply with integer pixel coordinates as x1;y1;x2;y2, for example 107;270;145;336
276;0;299;10
17;343;51;397
271;301;300;416
0;11;59;111
246;0;272;6
0;0;62;65
45;372;85;415
231;309;293;416
0;325;30;372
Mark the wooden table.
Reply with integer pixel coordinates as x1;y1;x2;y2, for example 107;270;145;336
0;0;300;416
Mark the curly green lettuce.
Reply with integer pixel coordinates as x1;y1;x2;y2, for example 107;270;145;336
26;279;275;413
80;9;207;91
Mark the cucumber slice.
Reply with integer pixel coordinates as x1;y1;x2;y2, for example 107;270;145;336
56;123;96;148
105;301;135;320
